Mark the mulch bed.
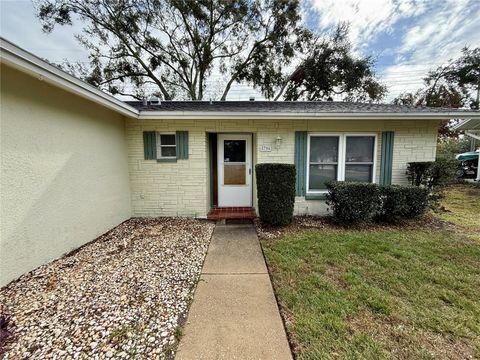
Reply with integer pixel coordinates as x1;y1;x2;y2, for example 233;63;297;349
255;214;455;240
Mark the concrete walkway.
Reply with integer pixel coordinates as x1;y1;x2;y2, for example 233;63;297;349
176;224;292;360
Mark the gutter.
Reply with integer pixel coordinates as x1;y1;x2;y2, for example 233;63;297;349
138;111;480;120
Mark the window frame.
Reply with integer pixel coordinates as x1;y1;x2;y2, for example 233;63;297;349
156;132;177;160
306;132;378;194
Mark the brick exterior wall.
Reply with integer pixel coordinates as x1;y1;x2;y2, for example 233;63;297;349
126;118;440;217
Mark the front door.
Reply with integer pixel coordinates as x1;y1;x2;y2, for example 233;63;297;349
217;134;252;207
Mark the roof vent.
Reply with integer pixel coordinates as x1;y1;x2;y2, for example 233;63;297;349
249;96;255;101
149;96;161;105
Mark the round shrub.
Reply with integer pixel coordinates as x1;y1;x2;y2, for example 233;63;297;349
406;159;462;189
406;161;434;187
327;182;431;225
379;185;430;221
430;157;463;187
326;182;382;225
379;185;409;221
255;163;296;225
402;186;430;218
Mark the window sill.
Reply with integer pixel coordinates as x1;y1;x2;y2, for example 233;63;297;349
157;158;177;163
305;193;327;200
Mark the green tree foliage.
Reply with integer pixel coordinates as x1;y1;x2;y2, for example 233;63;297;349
437;137;471;159
277;25;386;101
393;48;480;140
394;48;480;110
35;0;385;101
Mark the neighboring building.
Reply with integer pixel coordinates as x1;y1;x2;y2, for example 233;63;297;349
1;37;479;286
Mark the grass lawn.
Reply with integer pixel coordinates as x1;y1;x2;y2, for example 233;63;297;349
435;183;480;232
261;184;480;360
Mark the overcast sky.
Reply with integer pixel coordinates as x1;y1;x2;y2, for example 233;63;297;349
1;0;479;101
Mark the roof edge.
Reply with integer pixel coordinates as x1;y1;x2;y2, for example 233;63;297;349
454;119;480;130
0;37;139;118
138;110;480;120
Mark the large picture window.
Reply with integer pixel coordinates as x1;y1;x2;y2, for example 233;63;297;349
308;136;339;191
345;136;375;182
307;134;377;193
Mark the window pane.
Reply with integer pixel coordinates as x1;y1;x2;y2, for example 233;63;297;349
310;136;339;163
161;146;176;157
309;164;337;190
224;140;246;162
224;164;246;185
346;136;374;162
160;134;176;145
345;164;373;182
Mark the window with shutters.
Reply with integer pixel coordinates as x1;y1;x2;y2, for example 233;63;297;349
156;133;176;159
307;133;377;193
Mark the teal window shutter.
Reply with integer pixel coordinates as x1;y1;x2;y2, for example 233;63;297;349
143;131;157;160
176;131;189;159
380;131;395;185
295;131;307;196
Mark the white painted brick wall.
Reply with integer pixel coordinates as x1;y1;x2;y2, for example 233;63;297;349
126;119;439;217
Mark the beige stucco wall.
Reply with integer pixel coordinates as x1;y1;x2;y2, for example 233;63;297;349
126;118;439;218
0;65;132;286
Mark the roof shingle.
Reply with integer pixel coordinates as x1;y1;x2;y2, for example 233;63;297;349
125;100;477;114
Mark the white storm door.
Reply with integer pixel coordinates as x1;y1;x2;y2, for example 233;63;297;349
217;134;252;207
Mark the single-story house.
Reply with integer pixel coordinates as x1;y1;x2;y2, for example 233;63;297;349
1;37;479;286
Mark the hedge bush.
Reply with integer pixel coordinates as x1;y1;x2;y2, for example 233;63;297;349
255;163;296;225
430;157;463;186
325;182;382;225
379;185;430;220
406;161;434;187
379;185;409;221
406;159;461;189
402;186;430;218
327;182;431;225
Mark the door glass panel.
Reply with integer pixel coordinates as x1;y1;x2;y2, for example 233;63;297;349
224;164;246;185
345;164;373;182
345;136;374;162
224;140;246;162
310;137;339;163
309;164;337;190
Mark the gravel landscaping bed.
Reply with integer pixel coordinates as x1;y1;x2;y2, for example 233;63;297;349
0;218;215;359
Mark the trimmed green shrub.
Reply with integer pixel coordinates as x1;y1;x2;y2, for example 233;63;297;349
379;185;430;220
406;161;434;187
255;163;296;225
402;186;430;218
379;185;409;221
407;159;462;189
430;157;462;186
326;182;382;225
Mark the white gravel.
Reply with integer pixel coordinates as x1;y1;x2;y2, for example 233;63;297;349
0;218;215;359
